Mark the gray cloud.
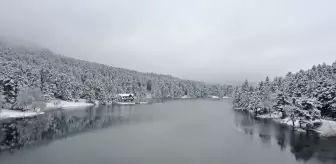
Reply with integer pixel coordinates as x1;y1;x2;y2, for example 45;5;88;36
1;0;336;84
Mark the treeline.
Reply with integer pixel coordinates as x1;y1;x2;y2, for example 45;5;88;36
233;61;336;127
0;41;233;110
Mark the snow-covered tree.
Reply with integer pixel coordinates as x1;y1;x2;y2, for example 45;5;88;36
273;93;290;118
0;41;233;107
0;91;5;110
232;60;336;131
14;87;46;111
30;88;47;112
315;81;336;117
3;78;19;106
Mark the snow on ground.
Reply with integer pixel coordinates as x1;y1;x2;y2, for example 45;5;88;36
0;99;93;119
210;95;219;99
46;99;94;110
259;113;314;130
113;101;136;105
180;95;191;99
105;101;113;105
274;117;300;128
257;112;336;137
256;112;282;119
0;109;44;119
315;120;336;137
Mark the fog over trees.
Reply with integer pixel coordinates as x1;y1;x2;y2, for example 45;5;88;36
0;41;232;110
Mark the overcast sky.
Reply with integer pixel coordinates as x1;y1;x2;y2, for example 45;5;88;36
1;0;336;84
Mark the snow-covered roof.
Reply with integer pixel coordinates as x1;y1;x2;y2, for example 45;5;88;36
117;93;134;97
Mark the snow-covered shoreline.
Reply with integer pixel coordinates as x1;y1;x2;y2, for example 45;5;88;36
45;99;95;110
314;119;336;137
180;95;191;99
0;98;153;119
0;99;95;120
255;112;336;137
0;109;44;119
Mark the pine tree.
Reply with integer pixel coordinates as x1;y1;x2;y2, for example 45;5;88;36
30;88;46;112
94;80;107;104
55;74;73;101
3;78;19;106
0;90;6;110
273;93;290;118
14;87;46;111
315;80;336;117
240;80;251;109
82;80;95;103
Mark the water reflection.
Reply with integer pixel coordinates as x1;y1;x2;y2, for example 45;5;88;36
0;105;136;154
234;111;336;163
1;102;336;164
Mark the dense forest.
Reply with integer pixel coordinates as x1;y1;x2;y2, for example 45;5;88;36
0;41;232;110
233;61;336;128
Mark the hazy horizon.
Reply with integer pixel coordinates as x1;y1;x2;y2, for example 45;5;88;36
1;0;336;84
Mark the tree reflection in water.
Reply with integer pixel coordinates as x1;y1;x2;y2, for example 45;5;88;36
0;105;135;154
1;106;336;164
234;111;336;164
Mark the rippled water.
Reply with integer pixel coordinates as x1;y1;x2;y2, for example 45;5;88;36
0;100;335;164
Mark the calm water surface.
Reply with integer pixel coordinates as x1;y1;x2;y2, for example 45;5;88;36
0;100;336;164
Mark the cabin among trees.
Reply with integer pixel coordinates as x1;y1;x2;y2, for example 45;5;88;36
116;94;135;102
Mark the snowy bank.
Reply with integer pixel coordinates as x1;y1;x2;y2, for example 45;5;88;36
256;112;282;119
46;99;94;110
0;99;95;120
263;116;322;131
276;118;336;136
180;95;191;99
273;118;301;128
209;95;219;99
0;109;44;119
256;112;336;137
315;120;336;137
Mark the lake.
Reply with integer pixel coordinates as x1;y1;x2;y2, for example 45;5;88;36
0;99;336;164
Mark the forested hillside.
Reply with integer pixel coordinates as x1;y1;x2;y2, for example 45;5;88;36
233;61;336;128
0;41;232;110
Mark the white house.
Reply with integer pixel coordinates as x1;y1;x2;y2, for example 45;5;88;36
116;93;135;102
209;95;220;99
